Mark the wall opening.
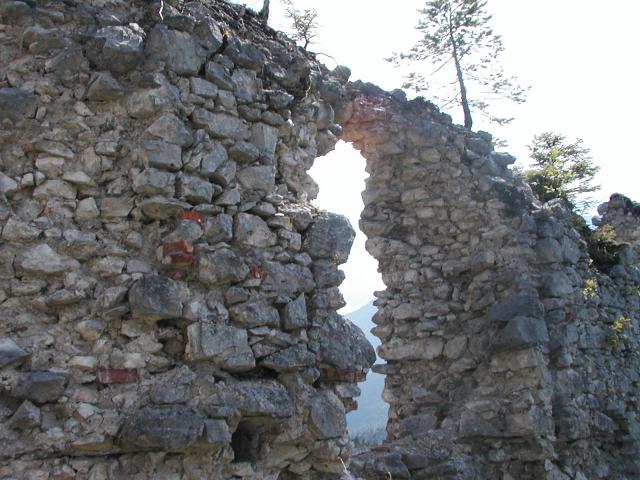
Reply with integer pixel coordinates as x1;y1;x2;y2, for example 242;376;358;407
309;140;387;444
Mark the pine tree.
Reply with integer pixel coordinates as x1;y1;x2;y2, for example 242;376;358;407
281;0;318;49
523;132;600;213
388;0;526;129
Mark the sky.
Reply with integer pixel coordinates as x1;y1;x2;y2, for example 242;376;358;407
234;0;640;311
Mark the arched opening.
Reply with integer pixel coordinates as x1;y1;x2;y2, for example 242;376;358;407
308;140;387;444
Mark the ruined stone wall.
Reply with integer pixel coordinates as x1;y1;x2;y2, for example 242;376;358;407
1;1;640;480
336;91;640;479
0;1;374;478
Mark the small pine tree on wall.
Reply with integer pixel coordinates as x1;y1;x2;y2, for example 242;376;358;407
387;0;527;129
523;131;600;214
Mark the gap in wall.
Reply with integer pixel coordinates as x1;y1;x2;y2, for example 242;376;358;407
308;140;388;444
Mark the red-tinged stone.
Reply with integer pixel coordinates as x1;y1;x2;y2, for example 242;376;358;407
320;368;366;384
342;399;358;412
162;241;194;257
168;252;194;265
177;210;204;225
164;269;188;281
96;368;138;385
250;264;267;280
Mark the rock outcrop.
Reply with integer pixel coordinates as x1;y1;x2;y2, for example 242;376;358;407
1;1;639;479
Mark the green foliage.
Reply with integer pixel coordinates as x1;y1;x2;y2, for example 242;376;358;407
523;132;600;214
387;0;527;129
592;224;616;243
582;277;598;300
607;315;631;349
281;0;318;49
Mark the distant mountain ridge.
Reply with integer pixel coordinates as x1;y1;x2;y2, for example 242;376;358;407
344;301;388;437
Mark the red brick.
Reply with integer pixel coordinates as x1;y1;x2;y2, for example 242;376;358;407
177;210;204;225
320;368;366;384
342;399;358;412
96;368;138;385
250;264;267;280
162;241;194;258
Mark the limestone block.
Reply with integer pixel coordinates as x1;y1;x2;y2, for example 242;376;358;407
143;139;183;171
261;344;315;372
119;406;206;451
146;113;193;147
309;391;346;439
237;165;276;193
85;25;144;74
132;169;176;196
282;294;308;330
13;371;67;404
234;213;277;247
303;213;355;264
177;173;213;204
229;299;280;329
129;275;183;323
0;87;37;123
0;338;28;367
198;249;249;285
15;244;79;275
146;25;206;76
210;380;293;417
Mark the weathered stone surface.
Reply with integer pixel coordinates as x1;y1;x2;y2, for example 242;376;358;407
492;316;550;352
9;400;41;430
317;313;376;371
379;337;444;361
129;275;183;323
212;380;293;417
488;294;544;323
234;213;277;247
33;179;77;200
139;196;190;220
190;77;219;98
229;299;280;329
15;244;78;275
191;322;255;372
85;71;123;101
0;88;37;123
146;113;193;147
194;17;224;53
150;367;196;404
262;262;315;294
303;213;355;264
198;249;249;285
192;109;250;140
282;294;308;330
133;168;175;196
0;1;636;478
86;25;144;73
146;25;206;76
237;165;276;193
309;391;346;439
0;338;28;367
204;213;233;243
251;123;278;159
177;173;213;204
14;371;67;404
120;406;205;451
261;344;315;372
143;139;183;171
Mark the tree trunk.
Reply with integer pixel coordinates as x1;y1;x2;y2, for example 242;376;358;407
452;48;472;130
259;0;270;25
448;10;473;130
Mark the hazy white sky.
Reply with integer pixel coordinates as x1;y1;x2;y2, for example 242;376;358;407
236;0;640;311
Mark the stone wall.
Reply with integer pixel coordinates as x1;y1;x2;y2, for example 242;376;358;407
0;1;373;478
1;1;639;480
337;91;640;479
